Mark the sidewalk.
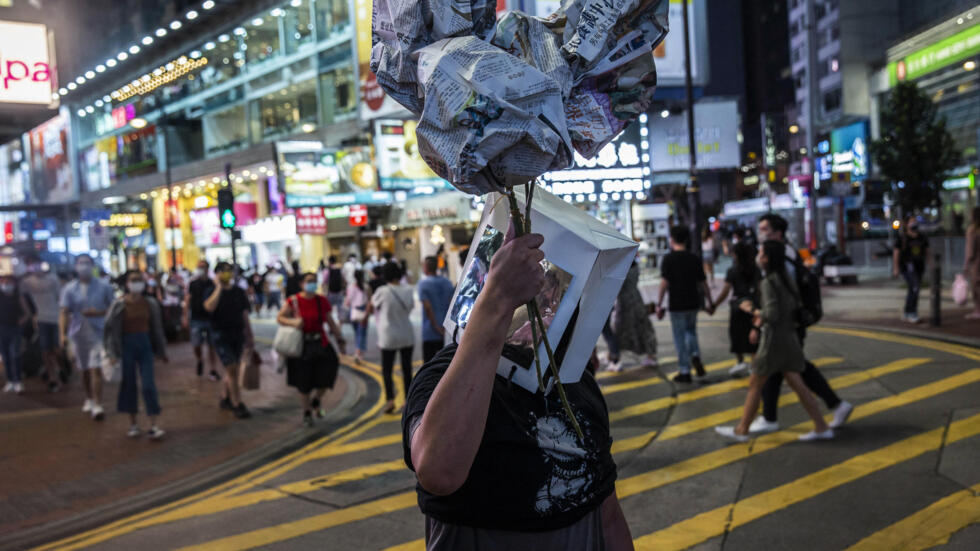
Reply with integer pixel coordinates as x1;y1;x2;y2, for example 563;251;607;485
0;338;363;540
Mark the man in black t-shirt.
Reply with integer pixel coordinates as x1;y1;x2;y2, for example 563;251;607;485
184;260;220;380
204;262;254;419
402;230;632;551
892;216;930;323
655;225;712;384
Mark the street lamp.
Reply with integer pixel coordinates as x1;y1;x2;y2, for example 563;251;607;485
789;124;800;134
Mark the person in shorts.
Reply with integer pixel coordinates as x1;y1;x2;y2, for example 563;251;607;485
204;262;254;419
185;260;220;380
60;254;115;421
20;254;63;392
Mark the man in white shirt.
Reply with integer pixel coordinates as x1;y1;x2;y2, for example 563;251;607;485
20;255;63;392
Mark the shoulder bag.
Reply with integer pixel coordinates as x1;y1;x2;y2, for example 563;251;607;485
273;297;304;358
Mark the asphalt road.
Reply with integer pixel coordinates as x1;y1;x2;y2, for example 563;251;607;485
28;317;980;551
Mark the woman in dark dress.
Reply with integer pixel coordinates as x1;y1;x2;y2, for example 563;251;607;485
276;272;346;426
708;242;760;377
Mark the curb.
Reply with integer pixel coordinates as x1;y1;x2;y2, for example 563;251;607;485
820;321;980;349
3;364;378;551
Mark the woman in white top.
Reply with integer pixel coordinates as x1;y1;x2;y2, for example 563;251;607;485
367;262;416;413
702;228;717;285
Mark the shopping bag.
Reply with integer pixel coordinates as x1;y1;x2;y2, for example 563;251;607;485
240;349;261;391
444;186;638;392
101;353;121;383
952;274;969;306
273;325;303;358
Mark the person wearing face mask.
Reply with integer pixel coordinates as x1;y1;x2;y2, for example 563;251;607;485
104;270;168;439
59;255;115;420
204;262;254;419
892;215;931;324
19;254;63;392
277;272;346;425
0;274;31;394
184;261;220;380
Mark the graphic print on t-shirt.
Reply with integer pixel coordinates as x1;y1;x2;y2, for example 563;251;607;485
531;409;596;515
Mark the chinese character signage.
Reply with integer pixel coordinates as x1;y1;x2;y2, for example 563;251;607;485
295;207;327;235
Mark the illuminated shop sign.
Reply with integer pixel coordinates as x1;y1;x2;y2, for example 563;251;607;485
100;212;149;228
539;123;648;197
0;20;53;105
830;121;869;182
888;22;980;86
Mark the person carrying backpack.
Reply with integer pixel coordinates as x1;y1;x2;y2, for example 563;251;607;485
747;214;853;434
322;256;347;323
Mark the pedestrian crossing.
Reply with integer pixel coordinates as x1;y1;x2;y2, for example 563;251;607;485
32;328;980;551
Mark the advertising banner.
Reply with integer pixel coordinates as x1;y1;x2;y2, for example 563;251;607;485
373;119;451;191
649;0;707;87
295;206;327;235
888;21;980;86
0;20;54;105
356;0;408;120
830;121;869;183
26;110;76;203
539;123;646;197
649;99;740;172
0;140;29;205
279;141;379;207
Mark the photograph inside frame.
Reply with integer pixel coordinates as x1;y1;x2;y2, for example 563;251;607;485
449;224;578;380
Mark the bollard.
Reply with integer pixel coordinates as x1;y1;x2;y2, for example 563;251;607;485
930;252;941;327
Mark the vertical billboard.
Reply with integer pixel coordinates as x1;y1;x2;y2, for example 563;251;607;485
648;99;740;171
26;110;75;203
0;140;29;205
0;20;54;105
357;0;407;119
830;121;870;182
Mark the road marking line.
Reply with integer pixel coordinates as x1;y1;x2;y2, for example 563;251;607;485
813;326;980;361
175;492;419;551
383;540;424;551
616;366;976;500
632;411;980;550
378;362;966;551
0;408;61;421
612;357;931;454
844;482;980;551
608;357;843;422
602;357;733;394
596;356;678;381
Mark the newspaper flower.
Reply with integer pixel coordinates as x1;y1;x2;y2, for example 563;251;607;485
371;0;669;195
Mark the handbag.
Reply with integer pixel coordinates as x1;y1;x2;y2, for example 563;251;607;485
240;348;262;390
952;273;969;306
274;299;304;359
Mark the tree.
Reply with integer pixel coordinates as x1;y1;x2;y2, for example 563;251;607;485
870;81;960;214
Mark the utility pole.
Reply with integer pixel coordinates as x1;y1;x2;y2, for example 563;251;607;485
682;0;701;254
804;0;821;250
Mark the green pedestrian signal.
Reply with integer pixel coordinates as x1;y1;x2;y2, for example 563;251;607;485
217;187;236;229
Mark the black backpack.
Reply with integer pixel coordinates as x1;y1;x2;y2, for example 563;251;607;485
792;255;822;327
327;268;345;293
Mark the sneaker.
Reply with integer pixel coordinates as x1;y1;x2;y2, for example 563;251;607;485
672;373;693;384
219;397;233;410
233;403;252;419
91;404;105;421
748;417;780;434
303;410;314;427
714;426;750;442
13;382;23;394
196;361;203;377
82;399;94;413
3;382;13;393
729;362;750;377
311;397;325;418
692;356;706;378
829;401;854;429
147;426;165;440
208;370;221;382
642;356;659;369
903;313;921;324
127;425;141;438
798;428;834;441
47;381;60;393
606;361;623;373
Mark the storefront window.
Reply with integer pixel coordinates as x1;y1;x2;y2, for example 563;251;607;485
284;0;315;53
251;78;318;141
315;0;350;41
116;126;159;178
204;104;248;157
243;14;282;67
198;33;244;87
319;65;355;123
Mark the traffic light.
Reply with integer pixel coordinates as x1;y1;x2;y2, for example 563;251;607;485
217;187;236;229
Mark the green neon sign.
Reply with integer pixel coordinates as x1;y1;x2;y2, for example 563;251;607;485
888;22;980;86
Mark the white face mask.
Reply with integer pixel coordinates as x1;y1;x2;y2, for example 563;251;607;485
195;268;206;277
128;282;146;294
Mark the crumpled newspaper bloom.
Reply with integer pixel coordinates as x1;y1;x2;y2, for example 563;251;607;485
371;0;670;195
